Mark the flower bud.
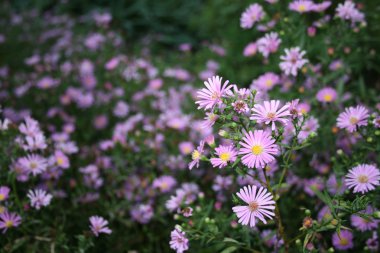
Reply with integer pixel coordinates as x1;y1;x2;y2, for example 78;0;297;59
295;239;301;246
218;130;229;138
304;209;311;216
367;137;373;143
303;217;313;228
328;247;335;253
373;211;380;219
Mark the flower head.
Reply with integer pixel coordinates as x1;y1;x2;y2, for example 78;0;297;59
240;4;265;29
337;105;369;132
289;0;314;13
210;145;238;168
257;32;281;58
196;76;231;110
251;100;290;131
170;227;189;253
18;154;48;176
316;87;337;103
232;185;275;227
345;164;380;194
279;47;308;76
27;189;53;210
89;216;112;236
188;141;205;170
351;206;379;231
0;186;10;202
239;130;279;169
332;230;354;250
0;211;21;233
336;1;365;23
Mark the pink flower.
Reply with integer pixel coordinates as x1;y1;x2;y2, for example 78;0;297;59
240;4;264;29
27;189;53;210
351;206;379;231
170;227;189;253
89;216;112;236
0;186;10;202
251;72;280;91
18;154;47;176
279;47;308;76
210;145;238;168
336;1;365;23
289;0;314;13
188;141;205;170
257;32;281;58
232;185;275;227
54;150;70;169
243;42;257;57
345;164;380;194
239;130;279;169
251;100;290;130
337;105;369;132
332;230;354;250
0;211;21;233
316;87;337;103
196;76;232;110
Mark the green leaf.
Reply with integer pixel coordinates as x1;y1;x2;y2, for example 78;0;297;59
221;246;238;253
223;238;241;245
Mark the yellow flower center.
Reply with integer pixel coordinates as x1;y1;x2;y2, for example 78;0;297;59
358;175;368;183
349;117;358;124
267;112;276;119
265;79;273;87
160;182;168;190
192;150;200;160
220;152;230;162
249;201;259;211
0;206;5;214
30;162;37;169
323;94;332;102
57;157;64;166
298;4;306;12
251;145;263;155
5;220;13;228
340;237;348;246
0;194;4;201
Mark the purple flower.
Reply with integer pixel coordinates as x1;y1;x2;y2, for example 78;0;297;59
210;145;238;168
251;100;291;131
170;227;189;253
332;230;354;250
130;204;154;224
188;141;205;170
345;164;380;194
316;87;337;103
27;189;53;210
89;216;112;236
337;105;369;132
232;185;275;227
240;4;264;29
153;175;177;193
336;1;365;23
0;211;21;233
196;76;232;110
279;47;308;76
18;154;48;176
351;206;379;231
289;0;314;13
0;186;10;202
257;32;281;58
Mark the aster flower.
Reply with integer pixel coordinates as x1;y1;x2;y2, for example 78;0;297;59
0;186;10;202
336;1;365;23
153;175;177;193
316;87;337;103
240;4;265;29
251;72;280;91
279;47;308;76
239;130;279;169
188;141;205;170
18;154;48;176
89;216;112;236
251;100;291;131
210;145;238;168
19;117;40;137
170;227;189;253
54;150;70;169
0;211;21;233
366;232;379;252
196;76;231;110
298;116;319;142
243;42;257;57
289;0;314;13
130;204;154;224
257;32;281;58
231;100;249;114
232;185;275;227
351;206;379;231
203;112;219;128
27;189;53;210
345;164;380;194
332;230;354;250
337;105;369;132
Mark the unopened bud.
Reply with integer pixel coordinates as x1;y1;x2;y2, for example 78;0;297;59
328;247;335;253
295;239;301;246
373;211;380;219
305;209;311;216
367;137;373;143
218;130;229;138
336;149;343;156
303;217;313;228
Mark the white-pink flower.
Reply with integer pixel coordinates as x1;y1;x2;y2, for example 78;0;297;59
251;100;291;130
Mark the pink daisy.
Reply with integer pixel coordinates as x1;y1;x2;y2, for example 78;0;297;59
345;164;380;194
316;87;337;103
257;32;281;58
89;216;112;236
337;105;369;132
196;76;232;110
18;154;48;176
27;189;53;210
239;130;279;169
243;42;257;57
169;227;189;253
332;230;354;250
210;145;238;169
0;211;21;233
240;4;265;29
289;0;314;13
251;100;291;131
350;206;379;231
0;186;10;202
188;141;205;170
279;47;308;76
251;72;280;91
232;185;275;227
